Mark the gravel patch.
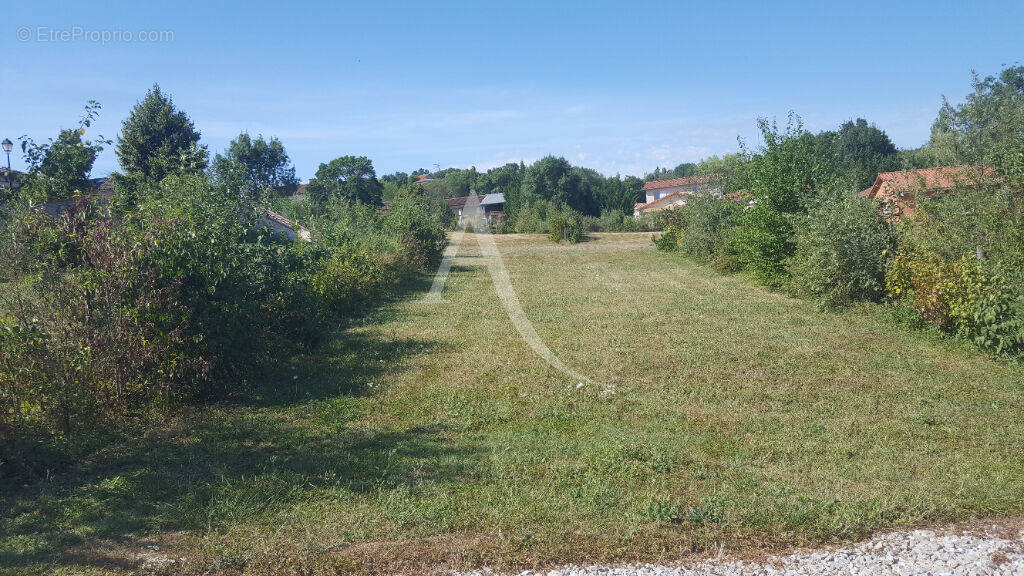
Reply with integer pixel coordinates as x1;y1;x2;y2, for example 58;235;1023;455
459;525;1024;576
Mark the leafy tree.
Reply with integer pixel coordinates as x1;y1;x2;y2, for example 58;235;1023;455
17;101;111;200
116;84;208;182
379;171;410;186
929;66;1024;188
474;162;525;196
833;118;899;190
695;153;749;192
517;156;599;216
599;175;643;214
306;155;383;208
735;114;846;285
211;133;299;201
645;162;697;181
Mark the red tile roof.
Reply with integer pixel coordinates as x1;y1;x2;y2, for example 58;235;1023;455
724;190;753;203
642;174;723;191
635;191;690;212
860;165;996;200
445;195;484;210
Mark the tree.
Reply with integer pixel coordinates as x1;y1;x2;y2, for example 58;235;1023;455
517;156;599;216
117;84;208;182
645;162;697;181
474;162;524;196
734;114;846;285
929;66;1024;189
211;133;298;201
306;155;383;208
599;175;643;214
695;153;749;192
379;171;410;186
833;118;899;190
17;100;110;200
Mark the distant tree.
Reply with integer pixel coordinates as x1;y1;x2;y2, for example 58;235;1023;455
833;118;899;189
695;153;750;192
645;162;697;181
117;84;208;182
427;166;478;197
211;133;298;201
17;100;111;200
734;114;846;285
600;175;643;214
519;156;599;216
379;171;410;185
306;155;383;208
474;162;524;196
929;66;1024;188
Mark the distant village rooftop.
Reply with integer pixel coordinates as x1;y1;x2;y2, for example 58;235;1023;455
858;165;997;217
642;174;724;191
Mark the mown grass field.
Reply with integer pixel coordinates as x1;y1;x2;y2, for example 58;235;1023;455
2;232;1023;575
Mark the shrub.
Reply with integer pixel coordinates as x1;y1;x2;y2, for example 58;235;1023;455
886;250;1024;356
653;224;682;251
594;209;644;232
789;194;893;306
513;200;551;234
381;191;448;269
678;194;744;261
734;203;794;286
548;209;584;243
0;177;302;435
0;170;449;442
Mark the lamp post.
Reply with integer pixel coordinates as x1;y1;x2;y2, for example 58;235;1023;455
1;138;12;194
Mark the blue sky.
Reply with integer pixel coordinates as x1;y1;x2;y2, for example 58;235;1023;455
2;0;1021;179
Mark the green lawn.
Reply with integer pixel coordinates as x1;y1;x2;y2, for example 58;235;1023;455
3;232;1023;575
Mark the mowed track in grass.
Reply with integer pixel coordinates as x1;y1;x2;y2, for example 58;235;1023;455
3;232;1023;575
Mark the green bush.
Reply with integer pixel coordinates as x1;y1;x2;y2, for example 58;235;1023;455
594;209;645;232
0;173;448;445
885;181;1024;356
789;194;893;306
513;200;552;234
677;194;744;261
381;191;449;269
653;224;682;251
548;209;584;243
734;203;794;286
886;250;1023;356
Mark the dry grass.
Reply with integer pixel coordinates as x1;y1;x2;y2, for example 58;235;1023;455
3;232;1023;575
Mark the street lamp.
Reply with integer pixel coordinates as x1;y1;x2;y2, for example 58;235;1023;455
1;138;12;194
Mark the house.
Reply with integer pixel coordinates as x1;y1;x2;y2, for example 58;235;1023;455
445;194;483;223
479;193;505;223
259;210;312;242
42;176;116;217
634;174;724;216
445;192;505;225
0;168;25;192
858;165;996;219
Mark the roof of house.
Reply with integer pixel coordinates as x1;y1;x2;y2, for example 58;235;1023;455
264;210;294;227
294;183;308;196
858;165;996;199
262;209;312;241
480;192;505;206
635;190;690;212
445;195;484;210
642;174;723;191
724;190;754;203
